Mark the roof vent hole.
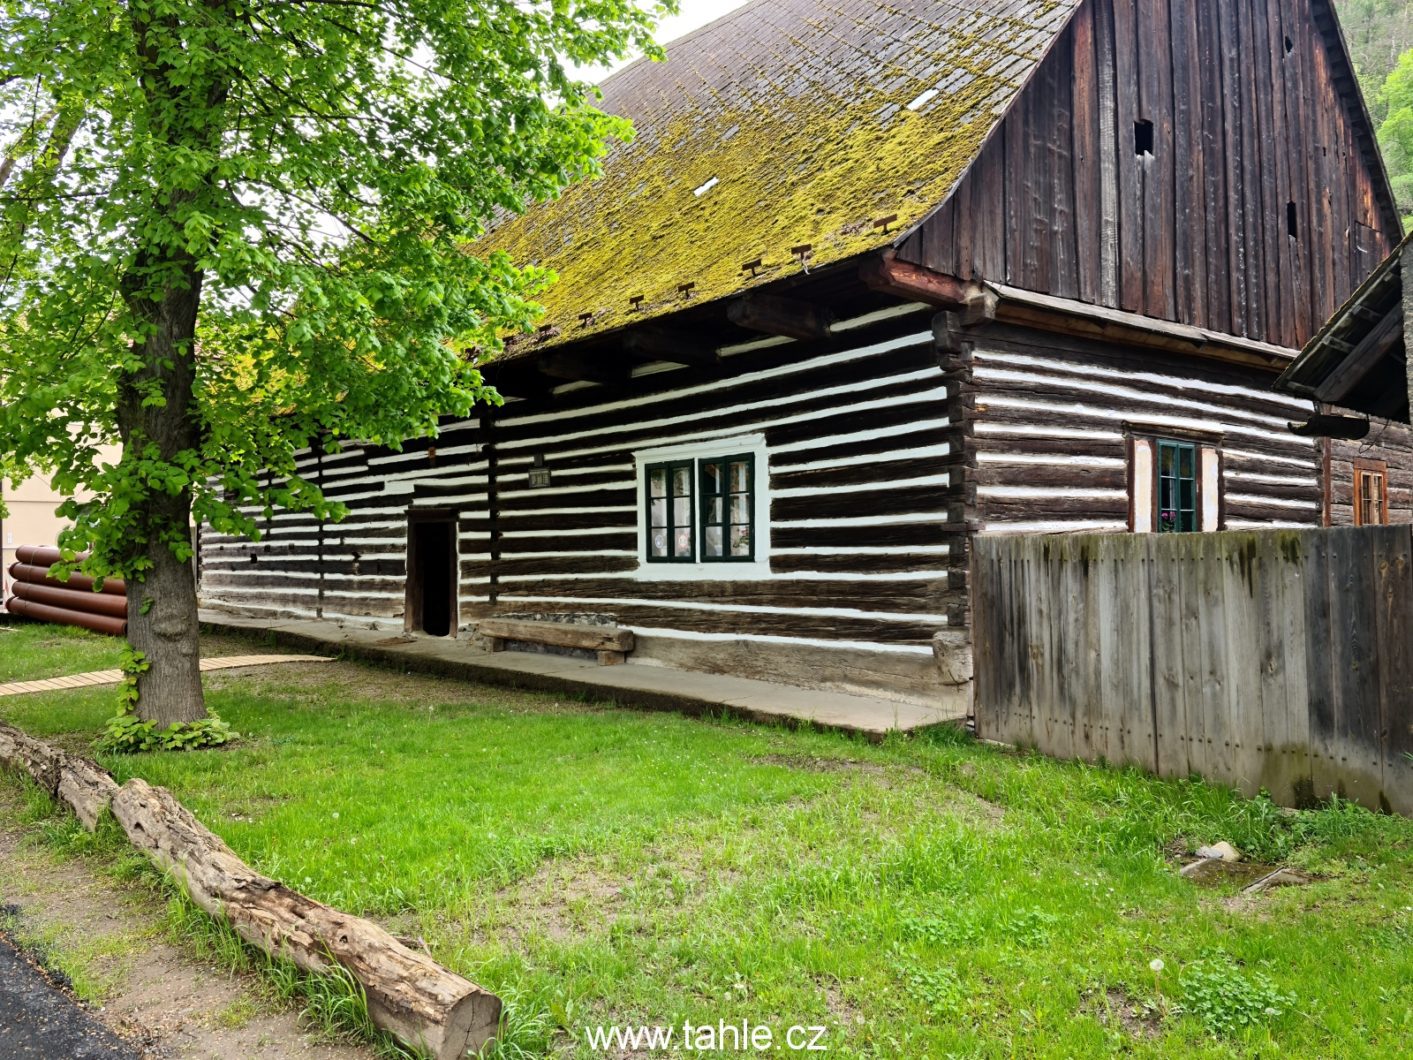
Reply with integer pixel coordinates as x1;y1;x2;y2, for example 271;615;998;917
1287;201;1298;240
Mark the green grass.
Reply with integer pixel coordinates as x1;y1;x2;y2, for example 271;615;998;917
2;622;1412;1057
0;623;125;682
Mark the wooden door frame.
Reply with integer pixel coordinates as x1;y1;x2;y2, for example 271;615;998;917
404;508;460;636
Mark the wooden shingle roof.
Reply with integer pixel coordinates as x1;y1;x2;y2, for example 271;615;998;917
485;0;1082;343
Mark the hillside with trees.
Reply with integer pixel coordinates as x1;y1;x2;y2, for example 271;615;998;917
1338;0;1413;227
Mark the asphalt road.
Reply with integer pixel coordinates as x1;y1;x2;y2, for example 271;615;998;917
0;928;137;1060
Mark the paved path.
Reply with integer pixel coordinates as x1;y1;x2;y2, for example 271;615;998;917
200;612;967;737
0;654;332;699
0;929;138;1059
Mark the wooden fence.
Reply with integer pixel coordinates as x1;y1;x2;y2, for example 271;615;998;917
971;527;1413;814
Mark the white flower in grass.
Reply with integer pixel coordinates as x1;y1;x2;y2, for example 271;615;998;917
1149;958;1165;974
331;811;339;819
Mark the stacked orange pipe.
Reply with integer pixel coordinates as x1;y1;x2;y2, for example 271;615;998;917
4;546;127;635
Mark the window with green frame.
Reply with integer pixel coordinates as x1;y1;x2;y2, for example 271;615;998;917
1156;439;1198;533
645;461;695;562
643;453;757;564
699;454;754;561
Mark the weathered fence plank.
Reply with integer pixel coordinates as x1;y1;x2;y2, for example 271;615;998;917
973;527;1413;814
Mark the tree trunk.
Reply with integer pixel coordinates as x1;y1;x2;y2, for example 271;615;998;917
117;261;208;726
125;503;206;727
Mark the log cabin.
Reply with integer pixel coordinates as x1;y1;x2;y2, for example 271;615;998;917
1277;230;1413;527
199;0;1413;711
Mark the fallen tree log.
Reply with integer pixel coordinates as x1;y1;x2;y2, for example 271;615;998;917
110;779;500;1059
0;720;118;830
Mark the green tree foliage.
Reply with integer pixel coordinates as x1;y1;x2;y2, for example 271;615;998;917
0;0;669;723
1337;0;1413;112
1377;48;1413;228
1337;0;1413;229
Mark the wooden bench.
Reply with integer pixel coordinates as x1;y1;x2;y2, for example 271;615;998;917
476;619;635;666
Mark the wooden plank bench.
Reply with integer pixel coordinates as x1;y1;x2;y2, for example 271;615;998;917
476;619;635;666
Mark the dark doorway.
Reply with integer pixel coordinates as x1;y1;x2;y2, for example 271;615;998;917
406;512;457;637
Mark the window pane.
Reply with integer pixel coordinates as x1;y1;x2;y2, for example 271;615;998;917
731;526;751;556
730;460;749;492
730;494;750;523
649;468;666;498
704;525;723;557
1160;445;1176;477
651;498;666;528
673;526;692;558
673;466;691;497
650;529;668;557
702;461;723;492
707;496;723;524
673;497;691;527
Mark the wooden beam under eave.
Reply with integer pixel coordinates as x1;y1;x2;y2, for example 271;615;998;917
622;327;720;368
726;293;833;341
859;250;968;307
1313;303;1402;404
537;351;627;385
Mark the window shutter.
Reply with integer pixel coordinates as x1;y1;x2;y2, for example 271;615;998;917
1130;438;1155;533
1200;446;1222;531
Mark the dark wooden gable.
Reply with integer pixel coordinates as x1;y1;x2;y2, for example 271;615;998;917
895;0;1401;351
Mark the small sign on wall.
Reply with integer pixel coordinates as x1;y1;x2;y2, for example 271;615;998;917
528;466;551;489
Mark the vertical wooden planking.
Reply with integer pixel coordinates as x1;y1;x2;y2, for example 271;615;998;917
1137;0;1176;322
973;140;1007;282
1328;527;1385;806
1071;1;1102;305
1112;0;1144;313
1216;0;1250;338
971;536;995;739
1167;0;1206;327
1194;535;1231;789
1372;526;1413;814
1276;531;1314;805
1124;534;1158;769
1303;529;1340;801
1025;58;1054;298
1234;0;1268;345
1095;0;1122;307
1263;0;1298;348
1050;30;1080;302
1196;0;1233;334
951;170;973;280
1247;0;1282;347
1149;532;1186;777
1220;536;1264;796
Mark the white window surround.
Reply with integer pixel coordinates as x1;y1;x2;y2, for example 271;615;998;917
632;434;771;581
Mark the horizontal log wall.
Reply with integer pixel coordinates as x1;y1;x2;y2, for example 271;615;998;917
898;0;1397;350
1326;423;1413;527
199;304;967;693
957;325;1324;535
201;427;495;626
971;527;1413;815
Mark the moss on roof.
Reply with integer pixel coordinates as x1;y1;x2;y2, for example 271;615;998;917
484;0;1080;345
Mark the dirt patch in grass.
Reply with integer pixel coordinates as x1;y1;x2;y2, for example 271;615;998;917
0;791;371;1060
488;855;629;946
1086;986;1164;1041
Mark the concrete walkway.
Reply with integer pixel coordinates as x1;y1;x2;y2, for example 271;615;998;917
199;611;966;739
0;654;332;699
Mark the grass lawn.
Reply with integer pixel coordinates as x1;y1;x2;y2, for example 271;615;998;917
2;622;1411;1057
